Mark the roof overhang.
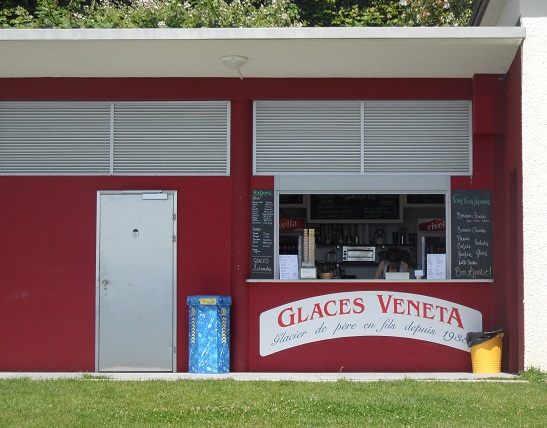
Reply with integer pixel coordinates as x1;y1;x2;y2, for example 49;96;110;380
0;27;525;79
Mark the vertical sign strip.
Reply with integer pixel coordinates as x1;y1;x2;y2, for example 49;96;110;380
450;190;493;279
251;190;274;279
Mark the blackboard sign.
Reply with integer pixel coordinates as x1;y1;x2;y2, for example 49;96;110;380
279;194;304;206
406;194;445;205
308;194;402;223
451;190;493;279
251;189;274;279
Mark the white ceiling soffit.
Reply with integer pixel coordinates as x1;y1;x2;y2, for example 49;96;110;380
0;27;524;79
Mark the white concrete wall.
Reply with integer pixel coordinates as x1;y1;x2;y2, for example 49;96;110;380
479;0;520;26
521;0;547;370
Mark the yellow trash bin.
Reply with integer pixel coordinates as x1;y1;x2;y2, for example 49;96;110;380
466;329;504;374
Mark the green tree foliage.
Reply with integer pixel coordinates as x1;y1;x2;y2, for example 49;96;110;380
398;0;476;26
297;0;476;27
0;0;301;28
0;0;476;28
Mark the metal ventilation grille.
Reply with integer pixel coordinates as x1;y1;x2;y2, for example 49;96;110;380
0;102;111;175
254;101;362;175
113;102;229;175
363;101;472;175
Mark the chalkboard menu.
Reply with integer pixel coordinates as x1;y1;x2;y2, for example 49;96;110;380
308;194;402;223
251;189;274;279
450;190;493;279
406;194;445;205
279;194;304;206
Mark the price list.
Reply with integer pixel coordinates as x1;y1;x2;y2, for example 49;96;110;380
251;189;274;279
450;190;493;279
309;194;401;222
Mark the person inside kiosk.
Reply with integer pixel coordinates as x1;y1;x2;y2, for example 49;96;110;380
373;247;409;279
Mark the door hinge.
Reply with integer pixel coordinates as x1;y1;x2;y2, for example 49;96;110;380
172;346;176;354
172;213;176;221
172;235;177;243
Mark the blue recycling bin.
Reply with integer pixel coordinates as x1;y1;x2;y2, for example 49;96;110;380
187;295;231;374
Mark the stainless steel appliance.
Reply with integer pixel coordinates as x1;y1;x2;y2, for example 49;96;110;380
342;246;376;262
417;218;446;277
279;230;302;254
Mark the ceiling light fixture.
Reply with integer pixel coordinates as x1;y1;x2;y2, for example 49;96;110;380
219;55;248;80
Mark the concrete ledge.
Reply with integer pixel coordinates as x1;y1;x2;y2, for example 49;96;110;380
0;372;520;382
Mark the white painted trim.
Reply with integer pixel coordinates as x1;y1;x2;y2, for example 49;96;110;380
0;27;526;41
276;175;450;193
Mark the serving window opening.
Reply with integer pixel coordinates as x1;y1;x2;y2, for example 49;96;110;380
278;193;447;280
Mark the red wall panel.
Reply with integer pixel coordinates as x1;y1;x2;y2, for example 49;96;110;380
248;281;493;372
0;75;519;372
0;77;472;102
498;53;524;372
0;176;231;371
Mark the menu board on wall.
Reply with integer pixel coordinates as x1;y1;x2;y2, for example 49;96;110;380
451;190;493;279
308;194;402;222
251;189;274;279
279;194;305;206
406;194;445;205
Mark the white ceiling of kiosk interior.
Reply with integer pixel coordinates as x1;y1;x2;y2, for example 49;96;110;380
0;27;524;78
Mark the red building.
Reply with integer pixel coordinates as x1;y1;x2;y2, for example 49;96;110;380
0;26;526;373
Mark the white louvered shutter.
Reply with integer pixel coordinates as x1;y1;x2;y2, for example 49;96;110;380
254;101;362;175
0;102;111;175
363;101;471;175
254;100;471;176
113;101;229;175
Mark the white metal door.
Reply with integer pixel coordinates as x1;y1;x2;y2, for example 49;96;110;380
97;192;176;372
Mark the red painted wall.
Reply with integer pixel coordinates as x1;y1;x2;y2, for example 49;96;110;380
499;52;524;372
248;281;493;372
0;176;231;371
0;77;472;102
0;74;520;372
449;55;523;373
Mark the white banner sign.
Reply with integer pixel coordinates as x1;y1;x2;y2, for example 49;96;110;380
259;291;482;356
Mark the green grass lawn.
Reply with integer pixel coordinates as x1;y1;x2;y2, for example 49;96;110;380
1;373;546;427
